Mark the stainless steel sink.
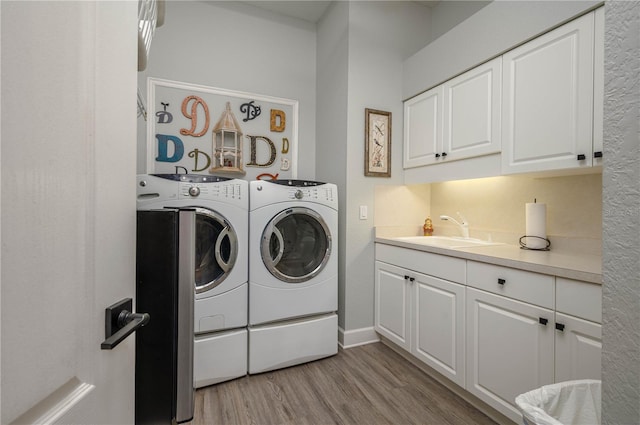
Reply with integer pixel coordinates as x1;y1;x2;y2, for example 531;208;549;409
393;236;503;249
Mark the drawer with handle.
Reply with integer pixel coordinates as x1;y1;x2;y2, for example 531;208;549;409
467;261;554;308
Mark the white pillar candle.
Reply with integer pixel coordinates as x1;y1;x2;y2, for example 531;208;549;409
525;202;547;249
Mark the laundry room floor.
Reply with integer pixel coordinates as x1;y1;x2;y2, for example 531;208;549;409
189;342;498;425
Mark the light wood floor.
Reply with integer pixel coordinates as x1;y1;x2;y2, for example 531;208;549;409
190;342;498;425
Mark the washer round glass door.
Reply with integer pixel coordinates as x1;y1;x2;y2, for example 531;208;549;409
261;207;332;284
193;207;238;294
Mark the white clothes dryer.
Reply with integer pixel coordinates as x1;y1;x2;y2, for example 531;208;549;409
137;174;248;387
248;179;338;374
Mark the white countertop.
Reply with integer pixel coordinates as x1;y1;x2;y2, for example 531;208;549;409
375;236;602;284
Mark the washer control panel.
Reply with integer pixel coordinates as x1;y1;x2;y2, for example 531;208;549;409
180;181;244;200
137;174;246;204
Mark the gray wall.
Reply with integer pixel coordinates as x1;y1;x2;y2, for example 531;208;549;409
316;1;432;335
343;2;432;332
403;0;601;99
602;2;640;423
137;1;317;178
316;1;350;329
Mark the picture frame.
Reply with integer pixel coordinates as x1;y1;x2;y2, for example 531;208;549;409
146;77;298;181
364;108;392;177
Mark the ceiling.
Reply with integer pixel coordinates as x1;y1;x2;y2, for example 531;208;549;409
241;1;440;24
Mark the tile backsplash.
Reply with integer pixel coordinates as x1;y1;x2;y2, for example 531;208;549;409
375;173;602;255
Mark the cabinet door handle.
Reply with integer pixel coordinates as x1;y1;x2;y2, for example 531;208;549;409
441;152;448;157
409;277;415;282
577;154;586;160
497;278;506;285
435;153;441;158
404;275;410;280
555;323;565;332
539;317;548;326
594;151;603;158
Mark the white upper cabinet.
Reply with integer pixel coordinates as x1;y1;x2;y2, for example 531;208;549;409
442;57;502;162
404;86;442;168
403;57;501;169
501;11;596;174
592;7;604;167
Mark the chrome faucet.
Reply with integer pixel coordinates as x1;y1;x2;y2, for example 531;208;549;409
439;212;469;238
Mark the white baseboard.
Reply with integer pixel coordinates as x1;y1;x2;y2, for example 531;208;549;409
338;326;380;349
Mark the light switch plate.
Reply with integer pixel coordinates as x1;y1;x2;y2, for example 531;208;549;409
359;205;368;220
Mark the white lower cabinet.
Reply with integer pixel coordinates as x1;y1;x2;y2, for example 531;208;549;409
375;245;466;386
554;277;602;382
374;261;411;351
466;287;554;423
554;312;602;383
374;260;466;386
413;274;466;387
374;244;602;424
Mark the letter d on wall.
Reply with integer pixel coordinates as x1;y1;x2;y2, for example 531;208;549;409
155;134;185;162
246;135;276;167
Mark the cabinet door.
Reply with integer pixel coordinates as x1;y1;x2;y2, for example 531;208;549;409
502;11;595;174
555;312;601;383
592;7;604;166
466;288;554;423
374;261;411;350
442;57;501;162
413;274;466;387
403;86;443;168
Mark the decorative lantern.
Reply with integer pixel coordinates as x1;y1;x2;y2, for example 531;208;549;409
210;102;245;175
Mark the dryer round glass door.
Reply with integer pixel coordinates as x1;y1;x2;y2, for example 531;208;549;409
193;207;238;294
261;207;332;284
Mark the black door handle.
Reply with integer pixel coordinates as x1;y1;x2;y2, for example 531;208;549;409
101;298;150;350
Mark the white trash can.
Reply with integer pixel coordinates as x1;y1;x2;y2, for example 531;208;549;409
515;379;601;425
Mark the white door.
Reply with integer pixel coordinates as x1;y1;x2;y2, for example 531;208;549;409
413;273;465;387
466;288;554;423
502;11;595;174
554;313;602;383
374;262;411;350
442;57;502;162
1;2;138;424
403;86;443;168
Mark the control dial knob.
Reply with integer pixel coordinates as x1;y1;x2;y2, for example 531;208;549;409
294;190;304;199
188;186;200;197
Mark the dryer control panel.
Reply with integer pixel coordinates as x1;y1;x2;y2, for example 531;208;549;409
285;187;335;203
250;180;338;211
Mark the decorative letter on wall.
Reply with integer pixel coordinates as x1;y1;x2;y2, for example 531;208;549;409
246;135;277;167
270;109;286;132
156;134;185;163
188;148;211;172
180;95;210;137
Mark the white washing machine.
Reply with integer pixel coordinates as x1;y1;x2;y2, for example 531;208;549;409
137;174;248;387
248;179;338;374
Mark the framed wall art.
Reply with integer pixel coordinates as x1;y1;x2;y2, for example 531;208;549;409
146;78;298;181
364;108;391;177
